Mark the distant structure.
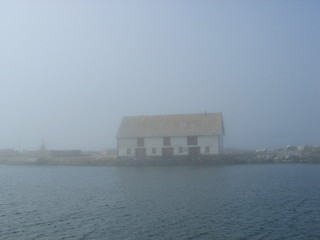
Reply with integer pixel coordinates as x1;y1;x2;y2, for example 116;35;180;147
48;150;82;158
40;140;47;152
116;112;225;158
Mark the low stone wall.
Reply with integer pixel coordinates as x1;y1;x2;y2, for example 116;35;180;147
0;156;38;165
1;150;320;167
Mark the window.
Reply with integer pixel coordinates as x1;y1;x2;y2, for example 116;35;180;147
137;137;144;147
152;148;156;154
205;146;210;154
187;136;198;145
127;148;131;155
179;147;183;153
163;137;171;146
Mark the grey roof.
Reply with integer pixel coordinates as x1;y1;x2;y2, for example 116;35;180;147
116;113;224;138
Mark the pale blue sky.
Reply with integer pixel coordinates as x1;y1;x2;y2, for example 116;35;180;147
0;0;319;150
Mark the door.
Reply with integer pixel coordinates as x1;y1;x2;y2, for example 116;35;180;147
188;147;200;157
135;148;146;158
162;148;174;157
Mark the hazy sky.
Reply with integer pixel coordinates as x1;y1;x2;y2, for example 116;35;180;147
1;0;319;151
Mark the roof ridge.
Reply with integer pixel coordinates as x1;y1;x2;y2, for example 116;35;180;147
123;112;221;118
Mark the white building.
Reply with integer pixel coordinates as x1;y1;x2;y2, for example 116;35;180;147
116;112;225;158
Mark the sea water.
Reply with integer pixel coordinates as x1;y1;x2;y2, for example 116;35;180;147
1;164;320;239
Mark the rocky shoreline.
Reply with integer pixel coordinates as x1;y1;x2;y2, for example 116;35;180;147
0;146;319;167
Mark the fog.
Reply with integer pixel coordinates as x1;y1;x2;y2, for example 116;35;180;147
1;1;319;151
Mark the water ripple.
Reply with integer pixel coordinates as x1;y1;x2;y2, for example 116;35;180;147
0;164;320;239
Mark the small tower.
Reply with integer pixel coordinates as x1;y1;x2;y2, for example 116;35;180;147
40;140;47;152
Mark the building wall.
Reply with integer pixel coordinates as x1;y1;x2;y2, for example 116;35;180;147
198;135;219;154
117;135;222;158
218;135;224;154
145;137;162;156
117;138;137;158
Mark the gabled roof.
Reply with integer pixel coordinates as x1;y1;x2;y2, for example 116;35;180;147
116;112;224;138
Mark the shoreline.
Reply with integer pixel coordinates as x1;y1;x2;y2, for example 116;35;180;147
1;151;320;167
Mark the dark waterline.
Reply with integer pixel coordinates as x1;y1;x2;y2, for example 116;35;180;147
1;164;320;240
